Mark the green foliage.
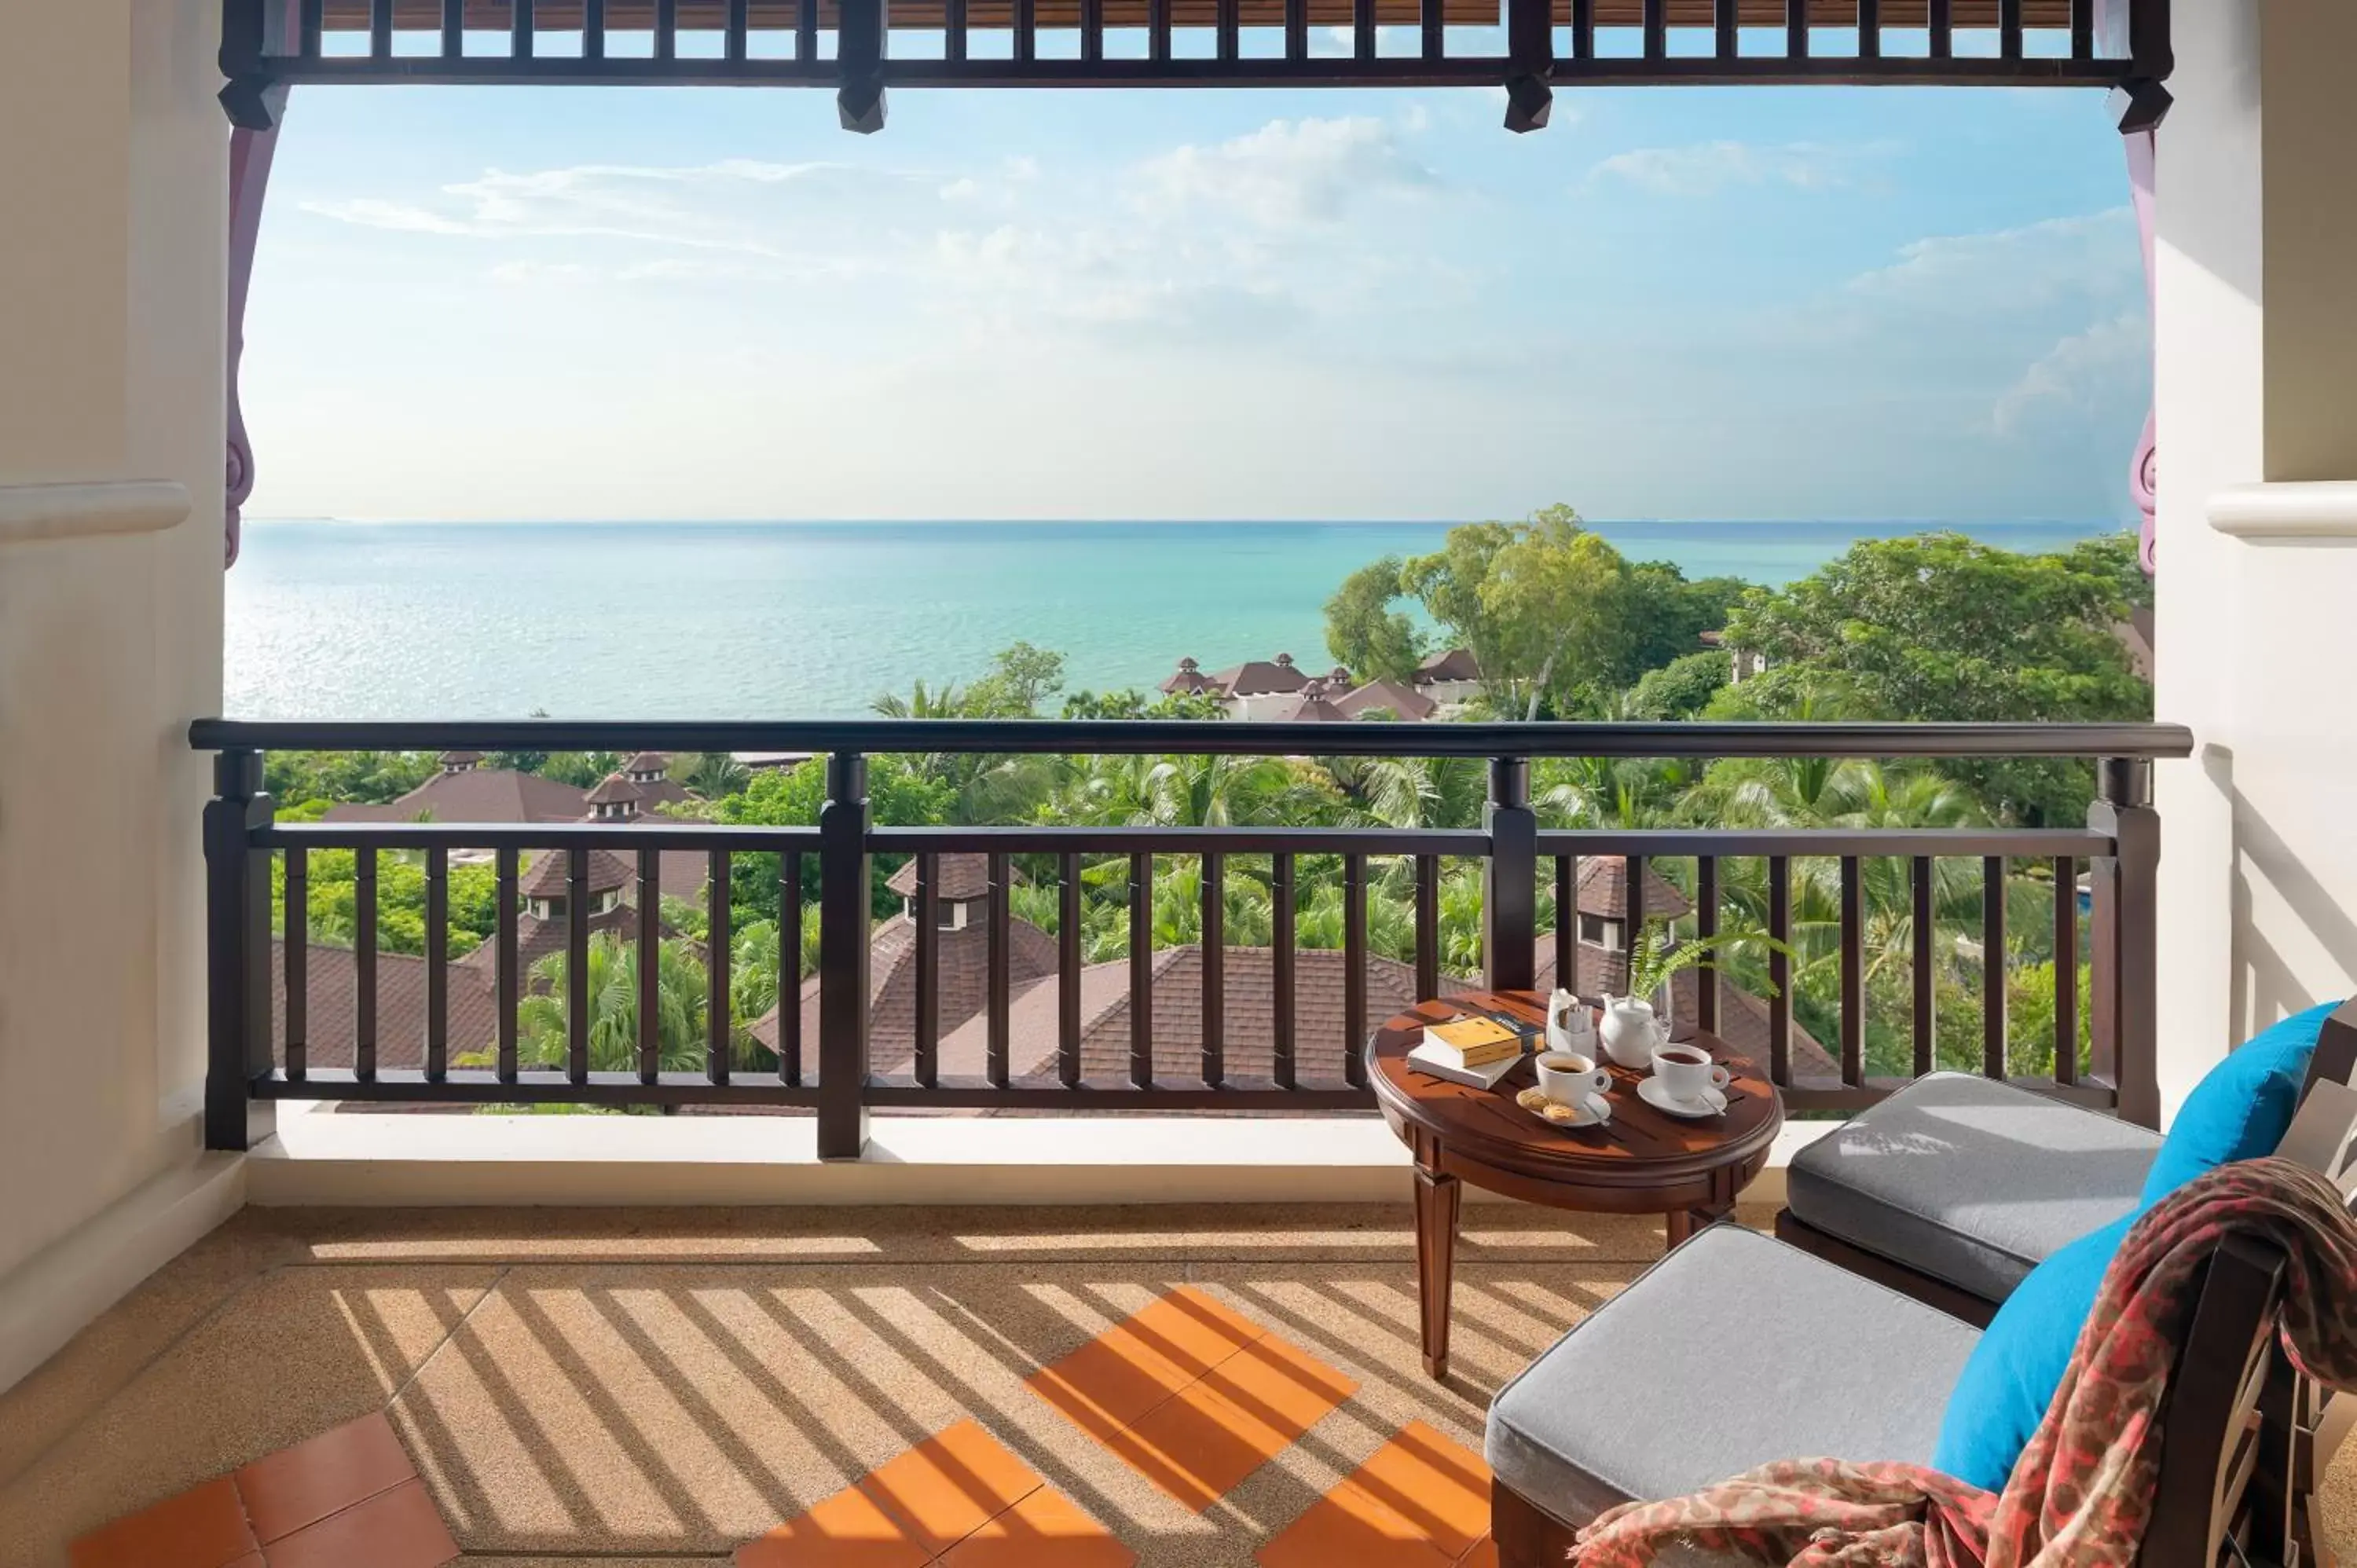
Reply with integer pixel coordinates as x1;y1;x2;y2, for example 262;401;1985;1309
537;751;625;789
1321;556;1426;684
1059;689;1225;721
264;750;435;808
1722;531;2149;823
1627;649;1732;720
678;752;751;799
511;932;714;1074
272;848;500;958
1624;919;1791;1002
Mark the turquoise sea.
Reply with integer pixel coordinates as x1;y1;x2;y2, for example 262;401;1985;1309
224;519;2117;721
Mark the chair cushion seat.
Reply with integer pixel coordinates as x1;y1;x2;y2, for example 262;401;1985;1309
1784;1073;2161;1302
1486;1225;1981;1524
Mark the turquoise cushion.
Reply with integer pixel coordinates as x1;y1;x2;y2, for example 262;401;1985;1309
2139;1000;2338;1206
1934;1213;2130;1491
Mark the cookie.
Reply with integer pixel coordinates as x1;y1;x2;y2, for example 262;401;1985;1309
1540;1100;1582;1123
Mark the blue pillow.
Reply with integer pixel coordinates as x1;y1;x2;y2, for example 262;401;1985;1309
2139;999;2339;1207
1934;1213;2133;1492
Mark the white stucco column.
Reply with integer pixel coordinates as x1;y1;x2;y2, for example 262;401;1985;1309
2154;0;2357;1120
0;0;237;1388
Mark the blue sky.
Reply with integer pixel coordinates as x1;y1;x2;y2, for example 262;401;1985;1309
243;54;2148;524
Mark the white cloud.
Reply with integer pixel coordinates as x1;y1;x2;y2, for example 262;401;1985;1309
1133;116;1438;228
1846;207;2142;313
1589;140;1886;196
301;197;475;234
1993;310;2150;435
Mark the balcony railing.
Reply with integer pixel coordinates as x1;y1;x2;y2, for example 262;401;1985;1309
192;718;2190;1156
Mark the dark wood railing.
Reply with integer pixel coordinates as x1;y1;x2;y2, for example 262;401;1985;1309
193;719;2187;1157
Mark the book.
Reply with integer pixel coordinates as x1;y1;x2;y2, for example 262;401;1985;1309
1420;1016;1526;1068
1406;1042;1524;1090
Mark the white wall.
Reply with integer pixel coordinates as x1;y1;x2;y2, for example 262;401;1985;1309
0;0;226;1288
2154;0;2357;1118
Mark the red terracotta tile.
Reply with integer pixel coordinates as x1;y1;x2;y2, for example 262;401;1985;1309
1104;1379;1293;1511
735;1485;932;1568
1255;1484;1456;1568
1456;1537;1500;1567
70;1476;257;1568
1027;1325;1198;1443
234;1411;417;1544
1329;1422;1489;1559
1120;1287;1266;1378
937;1486;1136;1568
856;1420;1043;1557
259;1478;456;1568
1196;1331;1357;1438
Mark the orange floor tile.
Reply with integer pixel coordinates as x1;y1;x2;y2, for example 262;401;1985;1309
856;1420;1047;1558
257;1478;458;1568
68;1476;256;1568
1255;1420;1495;1568
934;1486;1136;1568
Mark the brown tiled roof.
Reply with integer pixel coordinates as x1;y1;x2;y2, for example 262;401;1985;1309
884;853;998;903
519;847;635;899
745;910;1060;1072
321;768;588;826
1160;658;1219;696
625;751;672;775
1266;693;1349;723
1209;656;1308;697
269;938;500;1071
1573;856;1692;921
632;777;697;811
1330;680;1436;721
585;774;645;808
1415;648;1480;683
438;749;485;767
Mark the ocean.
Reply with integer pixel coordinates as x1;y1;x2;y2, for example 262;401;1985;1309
224;519;2117;721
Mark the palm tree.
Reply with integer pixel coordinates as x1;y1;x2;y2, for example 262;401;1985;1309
680;751;750;800
515;933;709;1074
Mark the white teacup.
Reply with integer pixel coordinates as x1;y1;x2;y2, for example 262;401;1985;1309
1651;1044;1732;1107
1535;1052;1611;1117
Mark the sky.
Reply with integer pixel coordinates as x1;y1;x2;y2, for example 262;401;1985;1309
241;32;2150;525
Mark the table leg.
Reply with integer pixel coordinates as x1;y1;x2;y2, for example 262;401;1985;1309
1665;1203;1731;1250
1413;1152;1461;1380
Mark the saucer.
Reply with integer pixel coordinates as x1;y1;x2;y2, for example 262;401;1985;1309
1637;1077;1727;1119
1515;1086;1611;1129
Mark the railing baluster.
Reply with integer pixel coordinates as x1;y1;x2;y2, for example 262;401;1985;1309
1713;0;1736;58
817;752;871;1157
427;845;449;1082
1787;0;1807;58
514;0;534;57
1344;852;1368;1087
1225;0;1245;62
583;0;606;57
1999;0;2021;58
203;751;273;1151
988;850;1011;1089
1415;853;1439;1002
657;0;678;58
1856;0;1877;57
1015;0;1035;62
1571;0;1593;59
944;0;966;62
915;853;938;1088
1354;0;1375;61
1927;0;1949;56
1483;758;1537;992
1981;854;2006;1079
285;846;308;1081
1151;0;1171;64
639;847;661;1086
707;848;731;1085
1083;0;1104;63
2054;855;2079;1085
355;847;378;1080
440;0;462;57
779;850;801;1085
566;848;589;1085
725;0;748;62
370;0;392;57
1642;0;1664;59
1767;854;1791;1086
1912;855;1935;1077
1128;852;1152;1089
497;846;519;1083
1839;855;1864;1087
1059;852;1081;1088
301;0;325;57
1283;0;1305;64
1202;852;1225;1087
1695;855;1717;1035
1626;851;1646;969
1273;852;1296;1090
1553;854;1574;995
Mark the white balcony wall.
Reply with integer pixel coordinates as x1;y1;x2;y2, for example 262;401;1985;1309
0;0;233;1384
2155;0;2357;1119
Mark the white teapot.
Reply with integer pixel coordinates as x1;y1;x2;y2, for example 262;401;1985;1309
1598;994;1665;1070
1544;988;1595;1055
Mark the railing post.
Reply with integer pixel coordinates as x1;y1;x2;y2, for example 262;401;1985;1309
2088;757;2161;1128
204;749;276;1150
816;751;871;1159
1483;757;1537;994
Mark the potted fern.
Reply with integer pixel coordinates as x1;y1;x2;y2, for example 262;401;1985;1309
1599;919;1794;1065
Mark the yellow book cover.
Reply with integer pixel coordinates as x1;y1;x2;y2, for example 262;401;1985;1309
1424;1017;1522;1062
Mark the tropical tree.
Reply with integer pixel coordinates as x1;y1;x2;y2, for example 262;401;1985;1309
1322;556;1426;684
515;933;711;1074
679;751;751;800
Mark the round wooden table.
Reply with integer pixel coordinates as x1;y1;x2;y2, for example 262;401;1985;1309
1367;988;1783;1379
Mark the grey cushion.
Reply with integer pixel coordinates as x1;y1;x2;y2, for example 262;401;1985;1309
1486;1224;1980;1524
1785;1072;2160;1303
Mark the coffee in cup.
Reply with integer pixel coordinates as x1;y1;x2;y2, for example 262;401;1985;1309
1535;1052;1611;1117
1651;1043;1732;1107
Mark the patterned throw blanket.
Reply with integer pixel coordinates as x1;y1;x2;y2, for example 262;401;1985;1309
1569;1158;2357;1567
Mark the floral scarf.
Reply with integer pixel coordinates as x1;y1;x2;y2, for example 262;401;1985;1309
1570;1157;2357;1567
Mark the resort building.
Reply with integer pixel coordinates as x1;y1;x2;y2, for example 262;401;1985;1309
1412;647;1483;706
321;748;591;824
